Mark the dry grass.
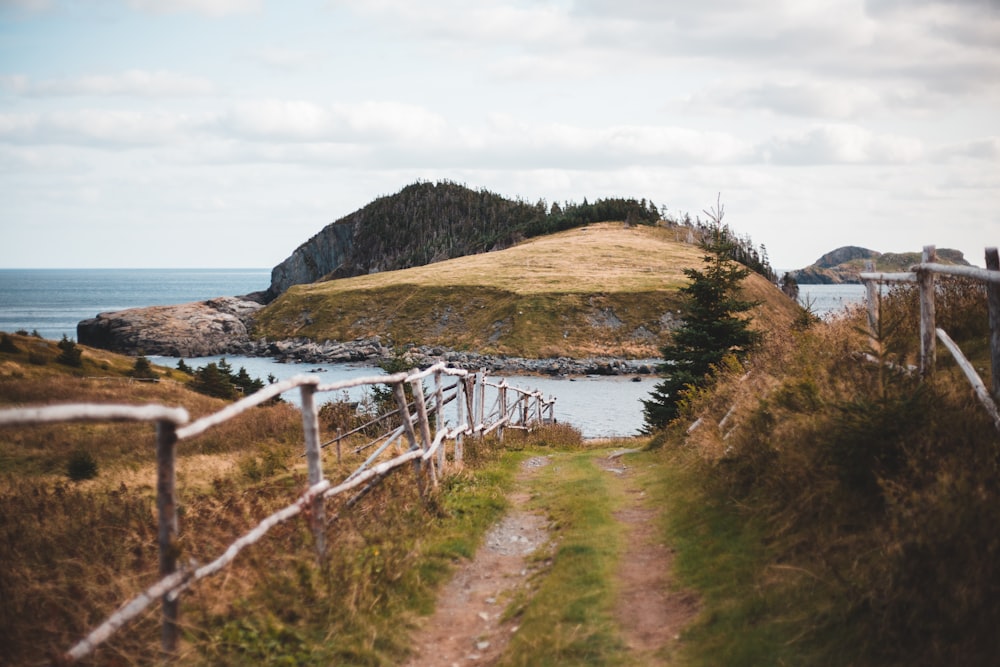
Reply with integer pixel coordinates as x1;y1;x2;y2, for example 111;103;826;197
658;287;1000;666
296;223;703;295
255;223;799;358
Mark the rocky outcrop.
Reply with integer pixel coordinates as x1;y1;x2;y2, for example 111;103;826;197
77;297;263;357
788;246;971;284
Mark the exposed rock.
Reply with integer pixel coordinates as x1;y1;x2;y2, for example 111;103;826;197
77;297;263;357
788;246;971;284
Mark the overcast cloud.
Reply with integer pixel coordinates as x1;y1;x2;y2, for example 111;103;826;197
0;0;997;269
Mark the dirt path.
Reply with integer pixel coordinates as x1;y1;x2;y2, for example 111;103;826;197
405;450;697;665
402;456;551;667
597;451;699;665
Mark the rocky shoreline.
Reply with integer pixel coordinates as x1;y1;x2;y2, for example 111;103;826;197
76;298;657;377
231;336;658;377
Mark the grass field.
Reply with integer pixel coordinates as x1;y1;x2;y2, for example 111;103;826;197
255;223;799;358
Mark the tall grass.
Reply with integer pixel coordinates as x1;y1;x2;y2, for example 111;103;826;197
657;281;1000;665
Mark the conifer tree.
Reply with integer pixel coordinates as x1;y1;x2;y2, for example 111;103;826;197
643;208;759;431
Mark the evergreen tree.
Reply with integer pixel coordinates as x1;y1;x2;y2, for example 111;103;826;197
189;362;237;400
55;335;83;367
642;220;759;431
129;355;157;379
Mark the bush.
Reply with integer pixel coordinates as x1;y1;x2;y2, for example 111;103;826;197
0;333;20;353
55;335;82;367
66;450;99;481
129;356;157;380
675;307;1000;665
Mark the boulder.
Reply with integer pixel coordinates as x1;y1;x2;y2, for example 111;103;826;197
77;297;263;357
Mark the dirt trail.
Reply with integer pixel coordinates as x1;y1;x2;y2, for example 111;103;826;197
405;451;697;665
402;456;551;667
597;452;700;665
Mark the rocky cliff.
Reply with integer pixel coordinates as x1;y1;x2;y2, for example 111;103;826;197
265;181;542;299
77;297;263;357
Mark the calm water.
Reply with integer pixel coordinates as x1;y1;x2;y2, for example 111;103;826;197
151;353;652;439
0;268;270;341
0;270;869;438
797;283;867;317
2;269;649;438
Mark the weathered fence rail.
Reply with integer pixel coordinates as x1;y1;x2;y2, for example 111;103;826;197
0;362;556;663
860;245;1000;431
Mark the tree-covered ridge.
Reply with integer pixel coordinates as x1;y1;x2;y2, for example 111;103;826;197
266;181;665;299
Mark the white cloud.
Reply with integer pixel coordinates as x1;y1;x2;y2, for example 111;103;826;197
759;125;925;165
0;109;200;146
1;70;216;97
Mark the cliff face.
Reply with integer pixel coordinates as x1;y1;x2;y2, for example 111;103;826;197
265;181;542;299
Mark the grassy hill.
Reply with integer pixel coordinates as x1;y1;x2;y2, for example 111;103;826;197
254;222;800;358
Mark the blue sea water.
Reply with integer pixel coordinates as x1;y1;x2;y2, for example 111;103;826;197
0;268;652;437
0;268;270;342
0;270;869;438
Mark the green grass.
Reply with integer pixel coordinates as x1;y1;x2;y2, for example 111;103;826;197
498;450;628;666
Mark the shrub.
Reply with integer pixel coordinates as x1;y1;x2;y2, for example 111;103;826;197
55;335;82;367
0;333;20;353
66;449;99;481
129;355;157;380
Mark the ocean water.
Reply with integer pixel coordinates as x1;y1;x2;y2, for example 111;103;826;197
797;283;867;317
1;268;648;437
0;270;871;438
0;268;270;342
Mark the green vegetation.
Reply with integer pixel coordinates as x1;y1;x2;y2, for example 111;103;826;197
187;358;267;400
647;276;998;666
643;217;761;431
500;449;626;666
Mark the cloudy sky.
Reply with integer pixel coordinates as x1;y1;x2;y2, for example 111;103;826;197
1;0;997;270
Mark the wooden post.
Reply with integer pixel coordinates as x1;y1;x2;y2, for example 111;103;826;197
455;376;465;464
411;379;437;487
299;383;326;560
864;261;879;351
535;391;543;425
336;428;342;464
434;370;445;471
919;245;937;378
498;383;506;442
155;420;180;656
476;370;486;434
987;247;1000;402
392;381;425;495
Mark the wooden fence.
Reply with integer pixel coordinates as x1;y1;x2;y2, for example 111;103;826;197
0;362;556;663
860;245;1000;431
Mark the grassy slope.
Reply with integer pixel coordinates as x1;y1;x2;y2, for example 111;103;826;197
255;223;800;358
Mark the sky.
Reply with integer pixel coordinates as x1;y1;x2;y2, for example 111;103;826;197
0;0;997;271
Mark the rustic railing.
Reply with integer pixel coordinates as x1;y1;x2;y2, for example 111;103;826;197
0;362;556;663
860;245;1000;431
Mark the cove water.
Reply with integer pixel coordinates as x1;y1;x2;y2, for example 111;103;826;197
0;269;868;438
0;268;653;438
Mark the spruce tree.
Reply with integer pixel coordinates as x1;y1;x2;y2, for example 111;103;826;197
642;219;759;431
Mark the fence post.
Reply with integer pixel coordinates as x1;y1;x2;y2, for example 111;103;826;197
434;370;446;471
987;247;1000;402
299;382;326;560
155;420;180;656
411;378;438;487
498;383;506;442
476;370;486;434
392;381;425;496
919;245;937;378
455;376;465;464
